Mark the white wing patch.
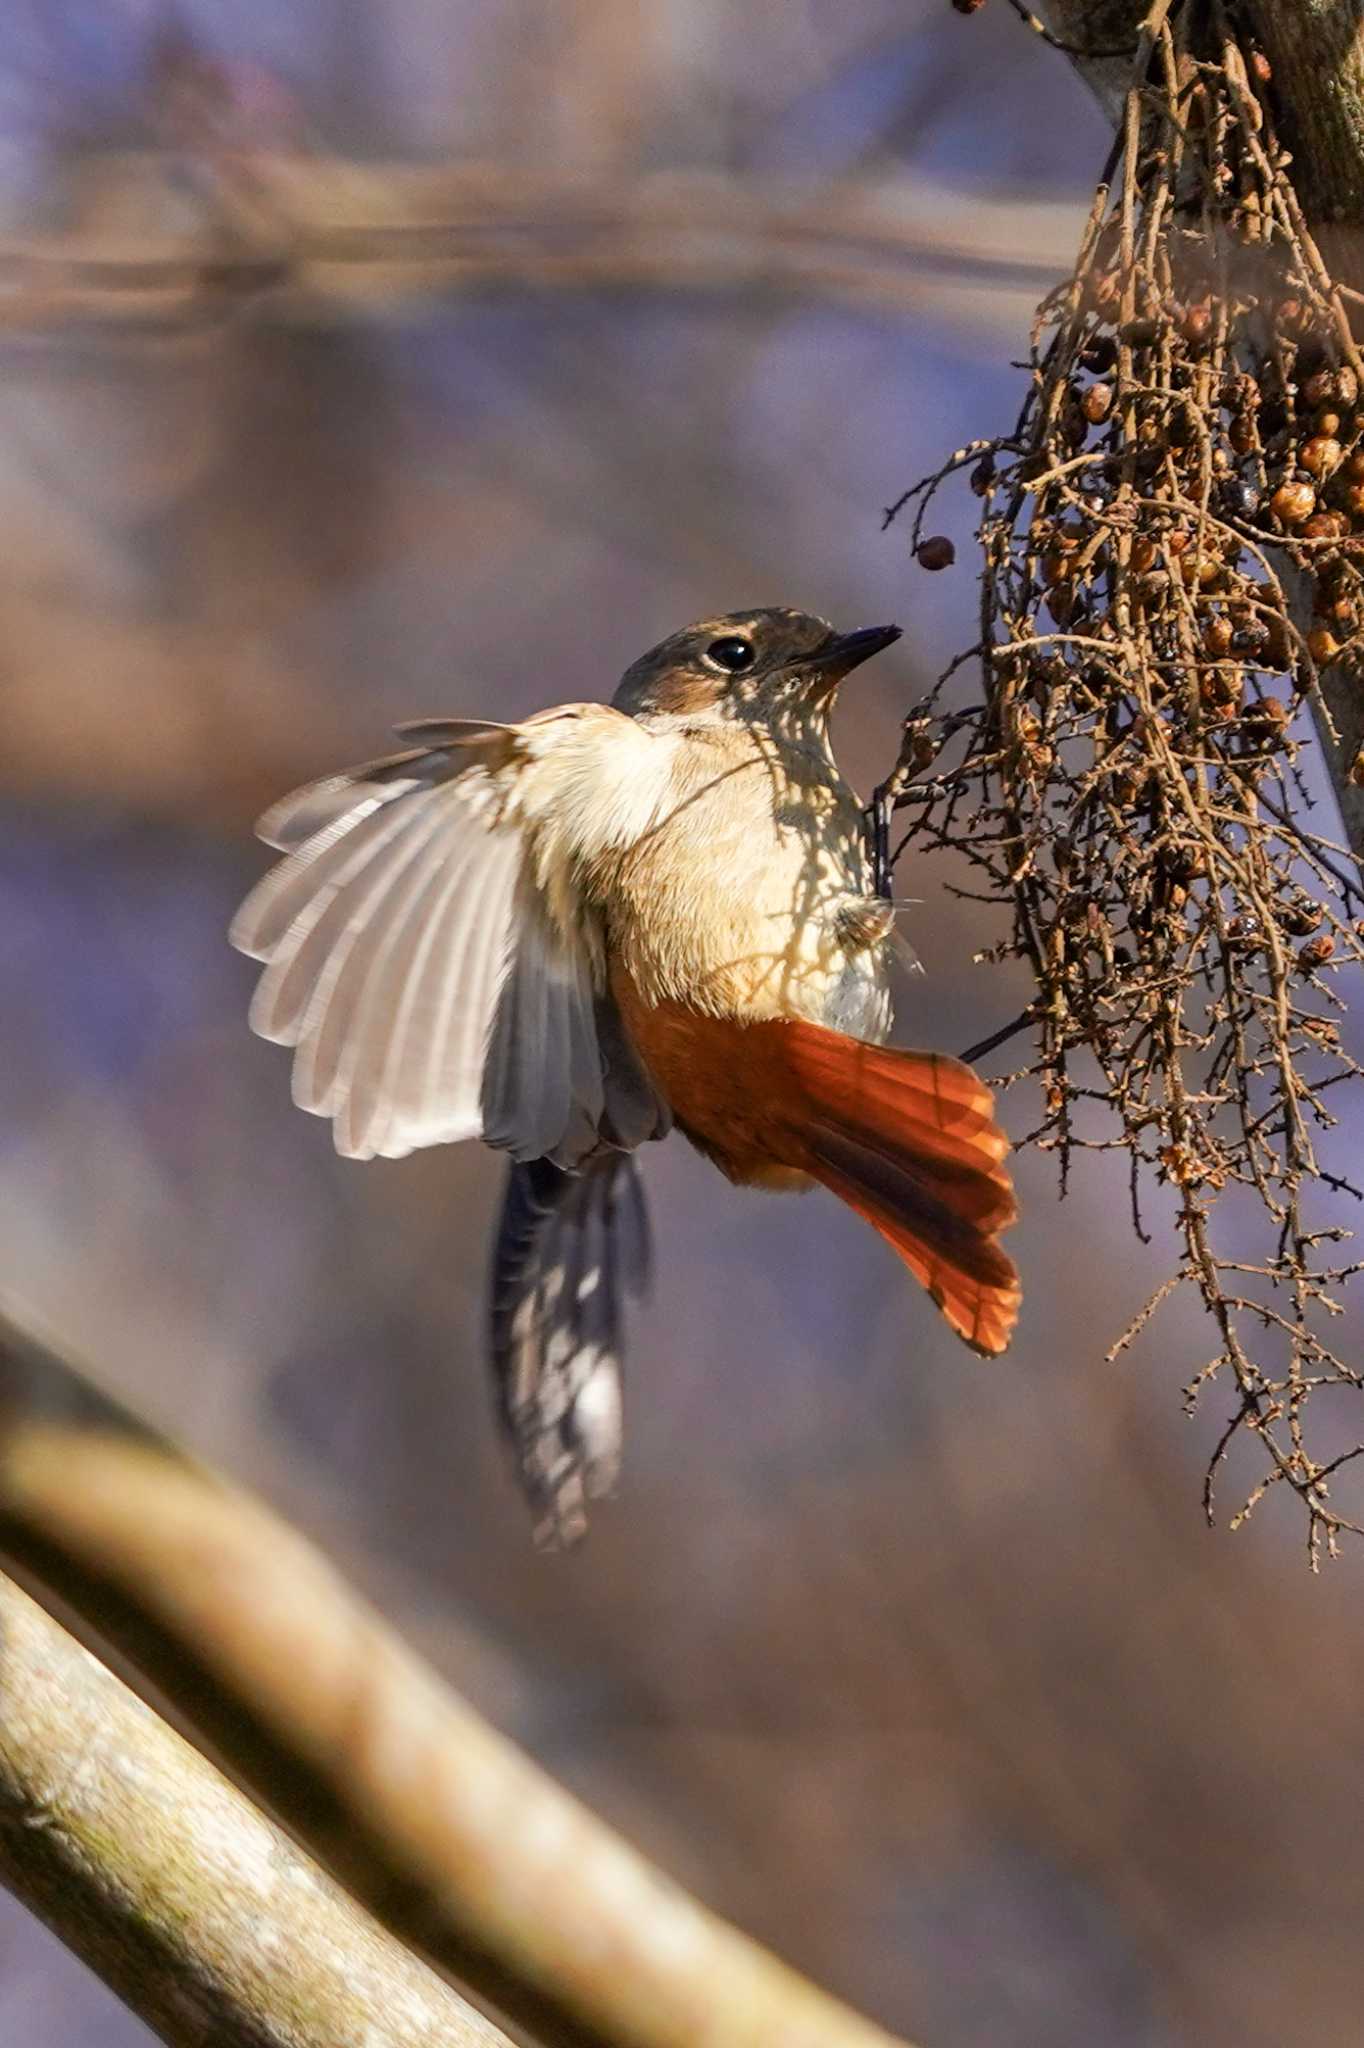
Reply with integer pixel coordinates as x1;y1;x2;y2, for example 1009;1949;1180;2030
231;716;671;1166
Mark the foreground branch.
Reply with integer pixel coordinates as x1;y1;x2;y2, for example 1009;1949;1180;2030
0;1568;512;2048
0;1305;912;2048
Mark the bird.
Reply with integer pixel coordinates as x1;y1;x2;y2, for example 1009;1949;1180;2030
231;607;1019;1544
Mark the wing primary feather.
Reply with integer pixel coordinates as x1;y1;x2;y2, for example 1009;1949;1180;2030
246;798;432;1045
409;829;522;1149
329;809;470;1159
233;790;410;964
282;793;451;1113
365;826;496;1156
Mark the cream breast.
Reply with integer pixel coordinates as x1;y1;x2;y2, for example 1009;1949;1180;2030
596;718;892;1036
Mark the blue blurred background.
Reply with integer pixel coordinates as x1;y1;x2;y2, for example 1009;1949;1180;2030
2;5;1363;2043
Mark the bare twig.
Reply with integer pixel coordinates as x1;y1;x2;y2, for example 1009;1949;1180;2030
885;10;1364;1558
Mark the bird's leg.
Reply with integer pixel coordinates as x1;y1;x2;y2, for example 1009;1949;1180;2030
865;785;894;902
867;711;941;900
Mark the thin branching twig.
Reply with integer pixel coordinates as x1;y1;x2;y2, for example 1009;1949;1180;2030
887;3;1364;1562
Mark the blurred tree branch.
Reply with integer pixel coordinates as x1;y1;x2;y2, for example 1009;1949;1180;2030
0;1303;913;2048
0;1567;514;2048
0;153;1073;331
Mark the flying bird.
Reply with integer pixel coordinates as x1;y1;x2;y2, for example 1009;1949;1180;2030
231;609;1019;1543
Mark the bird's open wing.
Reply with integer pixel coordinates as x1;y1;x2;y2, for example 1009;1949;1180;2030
230;713;670;1165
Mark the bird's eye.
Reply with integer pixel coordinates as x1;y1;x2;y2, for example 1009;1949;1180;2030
704;636;755;674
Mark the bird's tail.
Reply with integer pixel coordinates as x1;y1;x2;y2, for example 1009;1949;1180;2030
775;1020;1020;1357
489;1151;651;1547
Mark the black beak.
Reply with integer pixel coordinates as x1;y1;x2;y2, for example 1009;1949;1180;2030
804;622;902;687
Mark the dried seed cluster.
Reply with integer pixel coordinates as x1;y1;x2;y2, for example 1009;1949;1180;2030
883;8;1364;1561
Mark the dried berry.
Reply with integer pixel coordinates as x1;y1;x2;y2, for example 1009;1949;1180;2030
1270;479;1317;526
1308;627;1343;665
1083;383;1114;424
1165;847;1207;881
969;456;996;496
1300;435;1343;478
1200;668;1242;713
1182;302;1213;346
1297;934;1336;972
916;535;956;571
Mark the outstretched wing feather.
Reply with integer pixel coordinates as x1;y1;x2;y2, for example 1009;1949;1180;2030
232;729;658;1166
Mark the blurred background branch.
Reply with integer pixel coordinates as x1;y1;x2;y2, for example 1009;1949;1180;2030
0;156;1076;332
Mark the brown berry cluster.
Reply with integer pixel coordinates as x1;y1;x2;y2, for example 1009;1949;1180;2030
886;17;1364;1560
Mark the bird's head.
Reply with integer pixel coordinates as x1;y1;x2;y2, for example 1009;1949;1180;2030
612;607;901;730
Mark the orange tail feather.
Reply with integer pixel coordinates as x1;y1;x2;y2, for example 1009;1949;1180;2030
778;1022;1020;1357
610;979;1021;1356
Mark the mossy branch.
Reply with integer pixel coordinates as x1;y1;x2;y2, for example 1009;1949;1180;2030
0;1303;913;2048
0;1566;513;2048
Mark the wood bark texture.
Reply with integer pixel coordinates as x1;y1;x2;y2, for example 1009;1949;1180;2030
0;1568;513;2048
0;1308;913;2048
